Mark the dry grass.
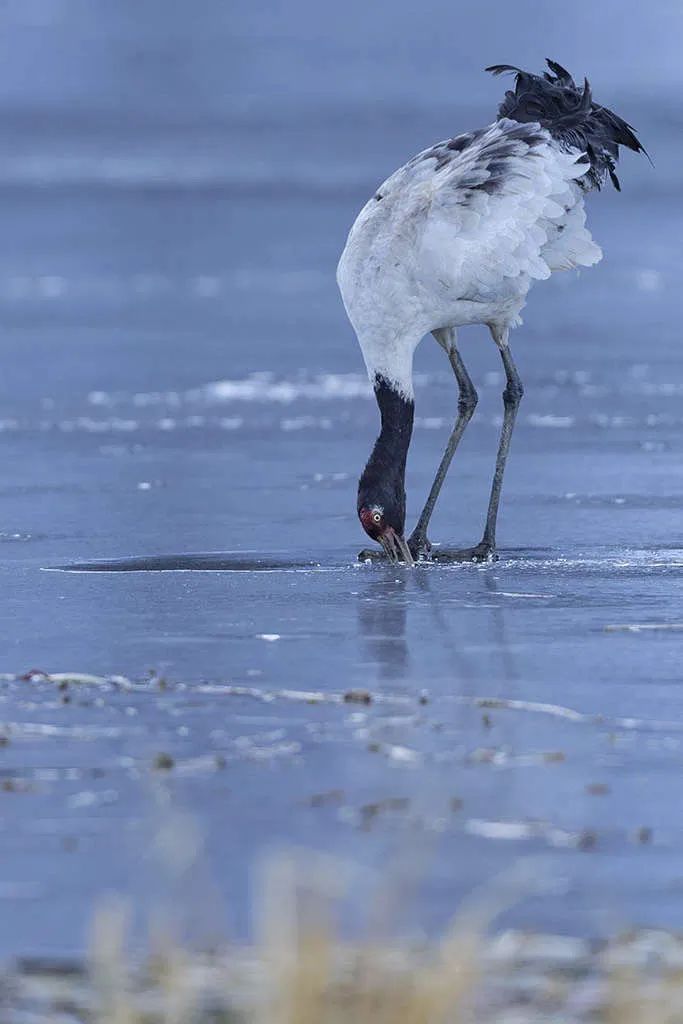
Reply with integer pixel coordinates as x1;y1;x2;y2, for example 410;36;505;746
6;851;683;1023
87;852;485;1024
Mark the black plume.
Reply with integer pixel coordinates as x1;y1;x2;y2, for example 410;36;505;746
485;58;648;190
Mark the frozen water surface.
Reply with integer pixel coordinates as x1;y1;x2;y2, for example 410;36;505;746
0;0;682;960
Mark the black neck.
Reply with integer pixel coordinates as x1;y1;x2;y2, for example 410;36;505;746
357;376;414;519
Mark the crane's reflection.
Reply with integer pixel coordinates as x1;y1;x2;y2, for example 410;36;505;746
355;564;519;690
356;573;410;679
355;562;525;867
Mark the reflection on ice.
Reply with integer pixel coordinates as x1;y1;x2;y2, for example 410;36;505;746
49;552;325;572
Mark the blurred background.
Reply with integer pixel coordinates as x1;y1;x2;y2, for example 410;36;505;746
0;0;682;961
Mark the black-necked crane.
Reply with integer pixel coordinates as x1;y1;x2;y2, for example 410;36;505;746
337;60;646;565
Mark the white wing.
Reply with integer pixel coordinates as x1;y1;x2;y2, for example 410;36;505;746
408;118;602;300
337;118;603;395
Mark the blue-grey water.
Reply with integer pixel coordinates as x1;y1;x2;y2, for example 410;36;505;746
0;0;682;959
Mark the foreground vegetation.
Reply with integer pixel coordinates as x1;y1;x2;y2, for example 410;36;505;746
3;853;683;1023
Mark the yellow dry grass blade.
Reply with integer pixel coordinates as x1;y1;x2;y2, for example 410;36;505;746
79;850;683;1024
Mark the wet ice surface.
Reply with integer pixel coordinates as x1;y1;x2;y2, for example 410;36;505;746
1;0;683;963
3;545;683;959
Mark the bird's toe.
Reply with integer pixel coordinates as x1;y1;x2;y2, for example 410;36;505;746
470;541;496;563
357;548;385;563
431;542;497;564
407;534;432;561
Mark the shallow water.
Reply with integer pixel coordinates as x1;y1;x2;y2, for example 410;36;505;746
1;0;682;959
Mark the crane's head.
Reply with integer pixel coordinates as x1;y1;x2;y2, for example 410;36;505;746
358;501;414;565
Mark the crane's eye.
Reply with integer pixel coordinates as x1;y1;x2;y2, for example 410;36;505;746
373;511;382;524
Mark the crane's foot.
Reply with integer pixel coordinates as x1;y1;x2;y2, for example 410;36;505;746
431;541;496;564
357;540;495;565
405;531;431;562
357;548;387;563
356;546;416;565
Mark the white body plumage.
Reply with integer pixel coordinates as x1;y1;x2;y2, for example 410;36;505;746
337;118;602;398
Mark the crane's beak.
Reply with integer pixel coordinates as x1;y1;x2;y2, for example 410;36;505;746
379;527;415;566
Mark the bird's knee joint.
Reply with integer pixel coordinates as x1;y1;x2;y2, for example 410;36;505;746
458;389;478;417
503;381;524;406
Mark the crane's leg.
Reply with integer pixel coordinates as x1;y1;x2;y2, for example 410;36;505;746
433;327;523;563
407;328;478;559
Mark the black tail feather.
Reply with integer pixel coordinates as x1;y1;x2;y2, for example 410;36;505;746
485;58;648;190
543;59;574;87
